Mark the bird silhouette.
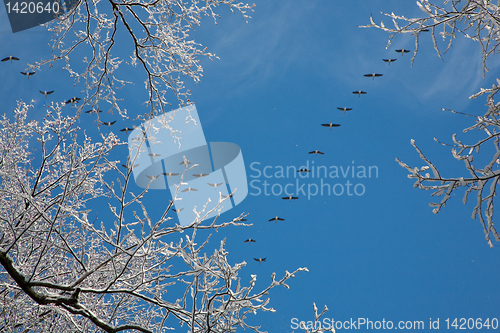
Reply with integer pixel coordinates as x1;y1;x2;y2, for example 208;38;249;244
308;150;324;155
39;90;54;97
20;71;35;78
383;58;397;65
321;123;341;130
208;182;224;189
122;163;139;169
269;216;285;223
254;258;266;264
120;127;134;133
364;72;383;80
148;153;161;158
85;109;103;114
193;173;209;179
395;48;411;55
179;156;191;166
297;168;310;175
100;120;116;127
172;208;184;213
1;55;19;63
337;107;352;114
244;238;256;243
282;195;298;201
65;97;81;104
181;187;198;193
352;90;367;97
162;172;179;178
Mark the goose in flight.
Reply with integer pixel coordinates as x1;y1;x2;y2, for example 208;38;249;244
1;55;19;63
39;90;54;97
65;97;81;105
244;238;256;243
395;48;410;55
254;258;266;264
120;127;134;133
297;168;310;175
208;182;224;190
20;71;35;78
100;120;116;127
179;156;191;166
268;216;285;223
308;150;324;155
162;171;179;178
352;90;367;97
337;107;352;114
383;58;397;65
122;163;139;169
282;195;298;201
321;123;341;130
364;72;383;80
85;109;103;114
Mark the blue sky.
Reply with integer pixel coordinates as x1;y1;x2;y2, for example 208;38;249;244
1;0;500;332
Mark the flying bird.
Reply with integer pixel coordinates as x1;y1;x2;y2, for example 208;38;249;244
269;216;285;223
244;238;256;243
181;187;198;193
297;168;310;175
100;120;116;127
321;123;341;130
1;55;19;63
282;195;298;201
20;71;35;78
85;109;102;114
124;163;139;169
39;90;54;98
148;153;161;158
208;182;224;189
179;156;191;166
65;97;81;104
337;107;352;114
172;208;184;213
120;127;134;133
122;163;139;169
146;175;159;180
162;172;179;178
395;48;411;55
222;193;234;199
352;90;367;97
364;72;383;80
383;58;397;65
254;258;266;264
308;150;324;155
193;173;209;179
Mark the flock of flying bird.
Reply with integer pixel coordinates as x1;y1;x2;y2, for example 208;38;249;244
2;47;412;265
1;55;131;130
242;47;413;265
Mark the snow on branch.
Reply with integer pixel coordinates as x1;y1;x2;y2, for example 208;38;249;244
396;82;500;247
360;0;500;74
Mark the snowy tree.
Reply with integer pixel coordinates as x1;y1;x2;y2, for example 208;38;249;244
363;0;500;247
30;0;255;119
0;102;308;332
0;1;310;331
